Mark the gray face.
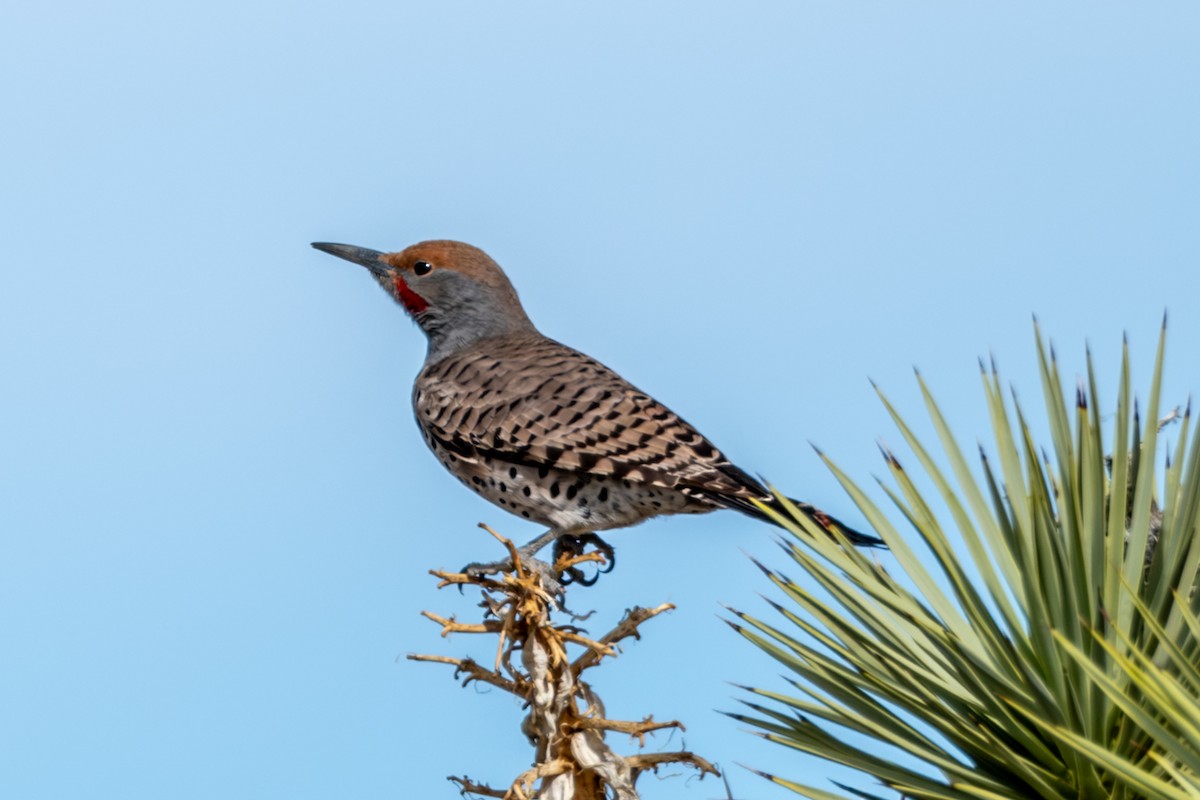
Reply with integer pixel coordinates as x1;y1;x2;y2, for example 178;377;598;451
399;269;534;357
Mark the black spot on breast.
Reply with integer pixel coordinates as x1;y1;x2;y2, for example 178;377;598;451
523;486;532;497
598;487;609;502
538;465;550;479
521;510;531;518
509;467;518;479
550;482;560;498
499;482;507;493
566;484;579;500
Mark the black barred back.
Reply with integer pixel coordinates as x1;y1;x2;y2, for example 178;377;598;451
412;333;768;532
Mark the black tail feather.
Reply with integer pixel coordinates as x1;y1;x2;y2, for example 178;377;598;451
724;494;885;548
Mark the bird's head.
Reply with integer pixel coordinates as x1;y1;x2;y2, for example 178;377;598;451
312;239;536;359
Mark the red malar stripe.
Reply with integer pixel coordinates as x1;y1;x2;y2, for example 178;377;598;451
393;276;428;314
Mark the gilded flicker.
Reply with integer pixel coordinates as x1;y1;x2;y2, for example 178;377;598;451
313;240;883;567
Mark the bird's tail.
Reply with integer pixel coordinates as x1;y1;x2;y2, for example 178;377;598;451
737;495;885;548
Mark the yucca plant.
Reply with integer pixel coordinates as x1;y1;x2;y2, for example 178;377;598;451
727;323;1200;799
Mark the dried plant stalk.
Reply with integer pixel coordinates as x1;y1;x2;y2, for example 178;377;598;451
408;525;719;799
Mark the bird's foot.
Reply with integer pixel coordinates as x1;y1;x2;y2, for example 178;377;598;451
552;533;616;587
459;554;566;601
457;532;614;591
459;558;511;579
459;533;556;580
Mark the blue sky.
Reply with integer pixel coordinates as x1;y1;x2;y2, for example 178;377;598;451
2;3;1198;798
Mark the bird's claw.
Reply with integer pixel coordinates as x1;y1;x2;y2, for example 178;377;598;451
455;558;509;594
553;533;616;586
460;559;510;578
454;532;615;593
456;555;566;600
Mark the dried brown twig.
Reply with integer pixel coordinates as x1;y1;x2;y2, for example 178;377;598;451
408;524;720;799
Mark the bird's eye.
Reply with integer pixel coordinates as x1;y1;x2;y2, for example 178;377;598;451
413;260;433;276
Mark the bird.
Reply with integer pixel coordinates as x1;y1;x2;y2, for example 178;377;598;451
313;239;883;576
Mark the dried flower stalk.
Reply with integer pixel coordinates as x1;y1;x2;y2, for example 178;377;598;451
409;525;719;799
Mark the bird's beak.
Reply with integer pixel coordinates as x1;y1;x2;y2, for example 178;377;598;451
311;242;390;278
